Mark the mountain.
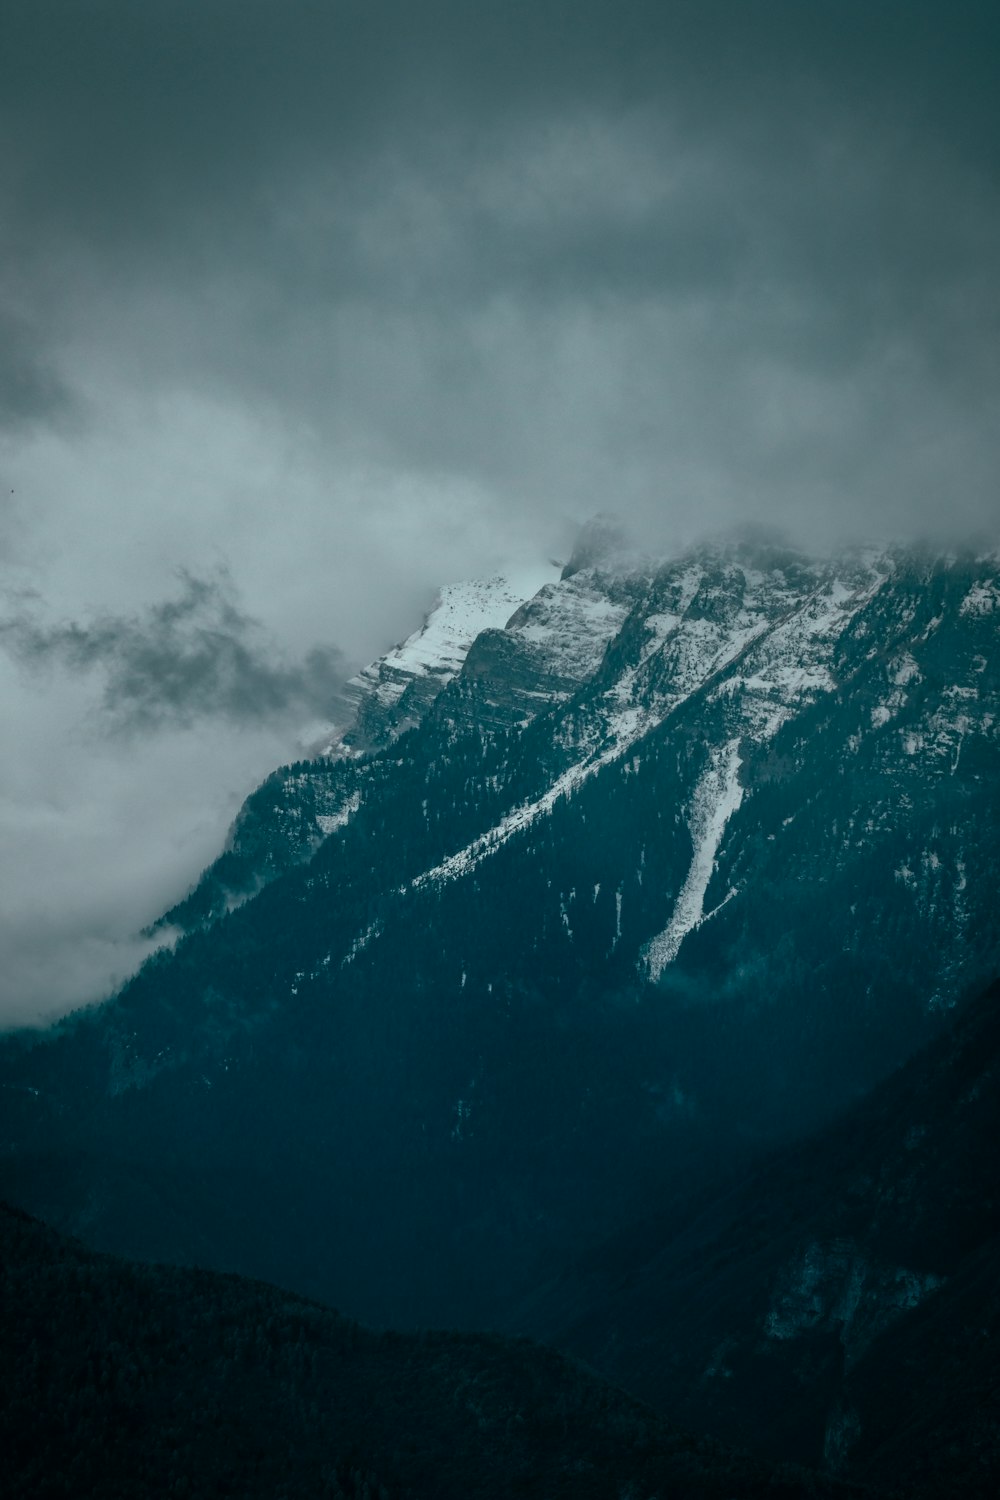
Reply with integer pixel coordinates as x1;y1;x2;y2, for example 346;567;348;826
1;1201;854;1500
2;526;998;1346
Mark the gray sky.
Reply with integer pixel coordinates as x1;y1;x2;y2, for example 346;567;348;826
1;1;998;1024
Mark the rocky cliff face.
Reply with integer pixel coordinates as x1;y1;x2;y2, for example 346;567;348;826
330;566;561;753
459;564;646;728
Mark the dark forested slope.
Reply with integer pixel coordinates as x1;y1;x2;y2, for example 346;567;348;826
527;978;1000;1495
0;1202;853;1500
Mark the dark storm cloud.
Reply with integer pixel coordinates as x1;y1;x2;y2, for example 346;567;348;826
1;0;998;538
0;571;346;734
4;0;996;257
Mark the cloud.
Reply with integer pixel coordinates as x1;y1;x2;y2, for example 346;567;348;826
0;570;347;735
0;634;339;1029
0;311;73;430
0;915;174;1032
0;1;997;547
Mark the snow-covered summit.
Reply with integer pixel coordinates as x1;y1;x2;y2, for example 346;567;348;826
324;563;560;755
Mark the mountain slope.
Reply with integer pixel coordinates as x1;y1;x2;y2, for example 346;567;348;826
0;1201;855;1500
528;977;1000;1495
1;534;998;1337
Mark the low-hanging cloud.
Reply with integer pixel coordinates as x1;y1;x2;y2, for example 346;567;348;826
0;571;347;735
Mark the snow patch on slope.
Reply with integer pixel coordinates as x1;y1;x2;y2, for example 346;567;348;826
501;570;638;700
341;919;382;967
376;568;558;687
708;567;889;741
412;700;656;892
413;747;614;890
315;790;361;837
644;740;744;980
960;580;1000;615
633;564;890;979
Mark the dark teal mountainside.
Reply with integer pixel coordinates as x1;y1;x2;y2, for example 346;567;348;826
1;1200;859;1500
2;530;999;1489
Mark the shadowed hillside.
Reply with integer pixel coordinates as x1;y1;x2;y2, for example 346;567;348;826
527;979;1000;1496
0;1202;854;1500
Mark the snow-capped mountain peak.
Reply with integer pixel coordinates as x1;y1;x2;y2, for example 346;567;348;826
324;563;561;755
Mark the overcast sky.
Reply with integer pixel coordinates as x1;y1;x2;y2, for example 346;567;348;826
1;0;998;1025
